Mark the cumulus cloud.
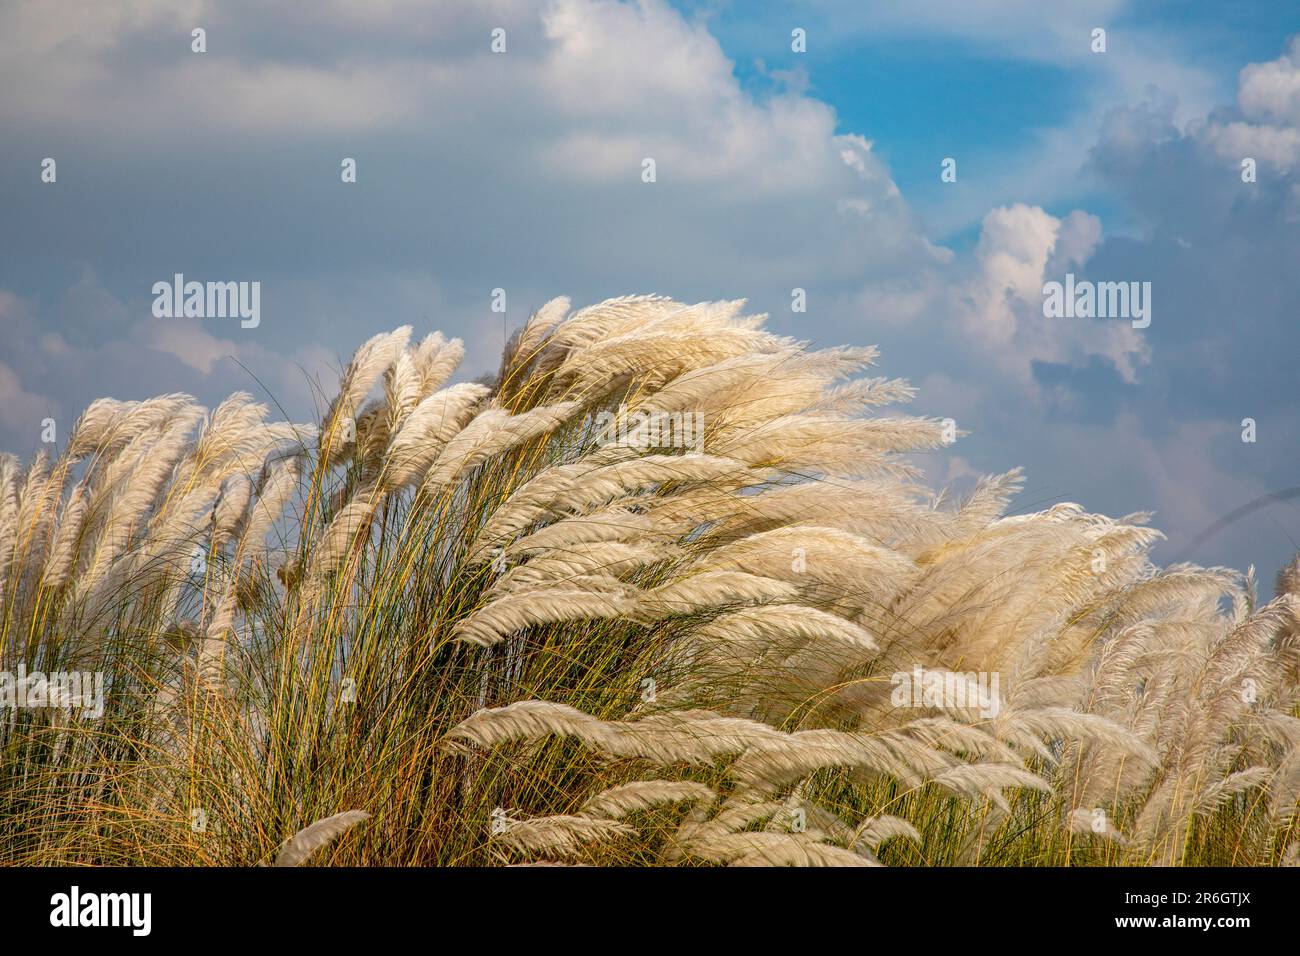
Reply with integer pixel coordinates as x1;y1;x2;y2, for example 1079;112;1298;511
1238;38;1300;127
0;361;50;433
1193;38;1300;174
0;0;940;367
961;36;1300;576
0;0;940;445
0;276;336;457
845;33;1300;580
848;201;1146;393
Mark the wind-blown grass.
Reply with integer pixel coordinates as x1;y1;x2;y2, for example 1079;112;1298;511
0;295;1297;866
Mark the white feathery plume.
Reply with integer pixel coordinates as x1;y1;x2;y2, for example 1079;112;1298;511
464;446;646;562
931;763;1052;812
235;458;301;566
320;327;412;461
198;582;239;686
414;333;464;397
854;815;921;851
73;420;194;606
383;349;424;435
211;474;253;550
580;781;716;819
490;541;671;595
513;296;570;364
313;485;380;577
0;455;19;609
686;831;878;867
42;480;88;591
503;507;662;561
1067;807;1128;844
68;393;199;459
453;583;638;647
635;571;799;619
382;382;490;491
274;810;371;867
421;401;581;492
447;701;784;767
494;814;635;859
692;604;878;656
1194;767;1272;815
542;295;688;354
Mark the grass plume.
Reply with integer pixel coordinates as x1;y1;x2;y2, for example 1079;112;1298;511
0;295;1297;867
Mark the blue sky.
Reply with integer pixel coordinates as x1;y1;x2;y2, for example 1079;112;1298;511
687;0;1300;241
2;0;1300;587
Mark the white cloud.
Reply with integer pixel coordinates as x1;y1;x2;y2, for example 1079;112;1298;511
1238;38;1300;126
141;321;244;376
1195;39;1300;173
849;202;1145;391
0;360;50;432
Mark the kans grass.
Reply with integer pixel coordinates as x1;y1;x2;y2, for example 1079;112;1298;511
1;295;1298;867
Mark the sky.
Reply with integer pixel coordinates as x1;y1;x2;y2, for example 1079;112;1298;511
2;0;1300;587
